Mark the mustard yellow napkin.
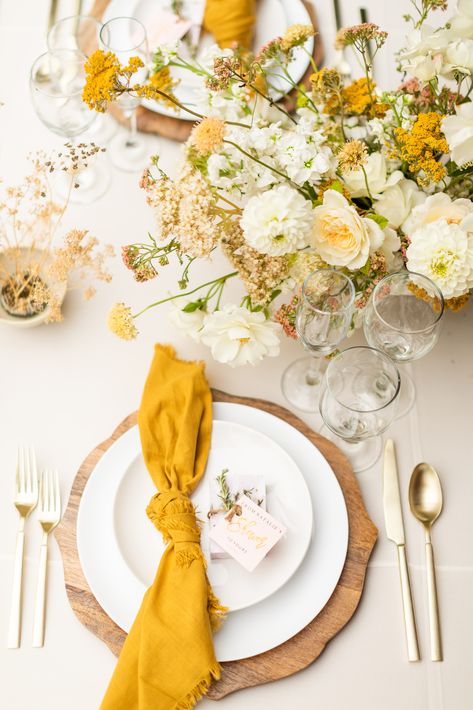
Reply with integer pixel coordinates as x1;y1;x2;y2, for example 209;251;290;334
204;0;256;49
101;344;225;710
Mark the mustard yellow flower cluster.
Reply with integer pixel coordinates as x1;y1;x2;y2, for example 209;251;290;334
137;67;178;110
191;117;225;155
395;112;448;184
280;24;315;52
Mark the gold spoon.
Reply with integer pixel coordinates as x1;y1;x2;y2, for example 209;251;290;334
408;463;443;661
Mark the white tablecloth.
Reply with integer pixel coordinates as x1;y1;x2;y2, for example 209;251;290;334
1;2;472;708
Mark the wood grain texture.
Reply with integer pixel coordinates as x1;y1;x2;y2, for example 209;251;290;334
55;390;377;700
87;0;323;140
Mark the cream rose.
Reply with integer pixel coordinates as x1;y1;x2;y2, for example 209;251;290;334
310;190;385;270
374;172;426;229
342;153;388;198
403;192;473;235
441;101;473;167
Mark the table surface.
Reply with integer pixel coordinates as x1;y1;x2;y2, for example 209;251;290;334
1;2;472;709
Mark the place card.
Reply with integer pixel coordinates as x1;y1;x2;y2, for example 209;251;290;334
209;494;287;572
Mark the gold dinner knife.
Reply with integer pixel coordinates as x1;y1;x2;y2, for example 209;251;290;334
383;439;421;662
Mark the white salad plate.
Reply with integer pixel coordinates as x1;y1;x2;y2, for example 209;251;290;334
77;402;349;662
78;418;313;616
101;0;314;120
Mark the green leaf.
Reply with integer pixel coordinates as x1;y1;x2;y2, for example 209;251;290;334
182;299;204;313
329;180;345;194
365;212;389;229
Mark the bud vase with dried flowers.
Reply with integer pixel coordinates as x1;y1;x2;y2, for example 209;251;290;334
0;146;114;327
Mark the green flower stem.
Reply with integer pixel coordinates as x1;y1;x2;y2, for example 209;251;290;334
231;70;297;125
361;165;374;202
302;45;318;74
132;271;238;319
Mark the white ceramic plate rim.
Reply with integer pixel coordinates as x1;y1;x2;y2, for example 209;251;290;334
102;0;314;120
106;418;313;612
77;402;349;662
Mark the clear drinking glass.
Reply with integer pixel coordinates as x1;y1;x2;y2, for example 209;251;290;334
363;270;444;417
99;17;149;172
281;269;355;412
319;346;401;472
30;49;111;204
47;14;117;143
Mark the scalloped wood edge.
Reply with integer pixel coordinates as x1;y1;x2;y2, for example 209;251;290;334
55;390;377;700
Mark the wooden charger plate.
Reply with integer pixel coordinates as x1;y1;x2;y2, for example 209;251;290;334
88;0;324;141
55;389;377;700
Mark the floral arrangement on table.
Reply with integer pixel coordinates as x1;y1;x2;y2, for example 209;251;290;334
0;146;114;322
84;0;473;366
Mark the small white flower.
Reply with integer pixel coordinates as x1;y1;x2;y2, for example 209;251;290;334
451;0;473;39
241;184;313;256
200;304;281;367
406;218;473;299
379;226;402;270
169;304;206;342
310;190;385;270
342;153;388;198
445;38;473;75
403;192;473;235
374;172;426;229
441;102;473;167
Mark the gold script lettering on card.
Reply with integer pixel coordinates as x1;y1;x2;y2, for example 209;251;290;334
226;517;269;550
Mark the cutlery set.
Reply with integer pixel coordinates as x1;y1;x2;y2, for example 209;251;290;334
7;446;61;649
383;439;443;662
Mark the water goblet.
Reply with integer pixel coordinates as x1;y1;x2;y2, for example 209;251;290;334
47;14;117;143
30;49;111;204
99;17;150;172
363;270;444;417
319;346;401;472
281;269;355;412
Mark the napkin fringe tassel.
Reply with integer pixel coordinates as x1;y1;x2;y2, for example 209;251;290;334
175;664;221;710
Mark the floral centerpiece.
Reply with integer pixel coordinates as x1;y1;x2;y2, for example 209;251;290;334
0;147;114;323
84;0;473;366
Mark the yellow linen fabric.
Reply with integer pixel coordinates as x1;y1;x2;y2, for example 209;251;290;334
101;344;225;710
204;0;256;49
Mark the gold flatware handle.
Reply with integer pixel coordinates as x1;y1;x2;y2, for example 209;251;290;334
32;536;49;648
7;521;25;649
397;544;421;662
426;541;442;661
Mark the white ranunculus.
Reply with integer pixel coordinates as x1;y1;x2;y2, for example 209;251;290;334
400;25;450;80
403;192;473;235
441;101;473;166
406;218;473;299
404;52;444;81
374;173;426;229
169;305;206;342
445;38;473;74
241;184;313;256
342;153;388;198
199;305;281;367
451;0;473;39
310;189;385;270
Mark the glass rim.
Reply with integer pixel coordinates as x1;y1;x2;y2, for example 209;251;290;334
30;49;87;99
99;16;148;52
325;345;401;413
301;268;355;316
371;270;445;335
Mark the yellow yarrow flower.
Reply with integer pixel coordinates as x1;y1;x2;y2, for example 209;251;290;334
136;67;179;110
395;112;448;184
82;50;146;112
281;24;315;52
108;302;138;340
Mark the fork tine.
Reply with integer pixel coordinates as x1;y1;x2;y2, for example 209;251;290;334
54;469;61;516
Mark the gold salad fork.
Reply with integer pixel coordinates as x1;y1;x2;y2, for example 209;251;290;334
7;446;38;649
32;469;61;647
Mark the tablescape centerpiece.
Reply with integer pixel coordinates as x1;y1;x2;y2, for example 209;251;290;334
79;0;473;368
0;149;114;326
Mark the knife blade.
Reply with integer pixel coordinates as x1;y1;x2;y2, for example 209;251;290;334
383;439;421;662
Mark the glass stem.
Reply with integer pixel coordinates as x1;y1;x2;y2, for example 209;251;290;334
126;109;137;148
305;356;322;386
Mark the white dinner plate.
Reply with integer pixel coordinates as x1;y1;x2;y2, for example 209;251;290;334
78;419;313;615
102;0;314;120
77;402;349;662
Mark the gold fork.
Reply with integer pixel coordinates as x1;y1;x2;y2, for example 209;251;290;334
7;446;38;649
32;469;61;647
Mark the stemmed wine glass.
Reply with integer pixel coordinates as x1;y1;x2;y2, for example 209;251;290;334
47;14;117;144
99;17;150;172
281;269;355;412
363;270;444;418
319;346;401;472
30;49;111;204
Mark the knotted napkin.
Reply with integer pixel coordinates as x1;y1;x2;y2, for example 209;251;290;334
204;0;256;49
101;344;226;710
